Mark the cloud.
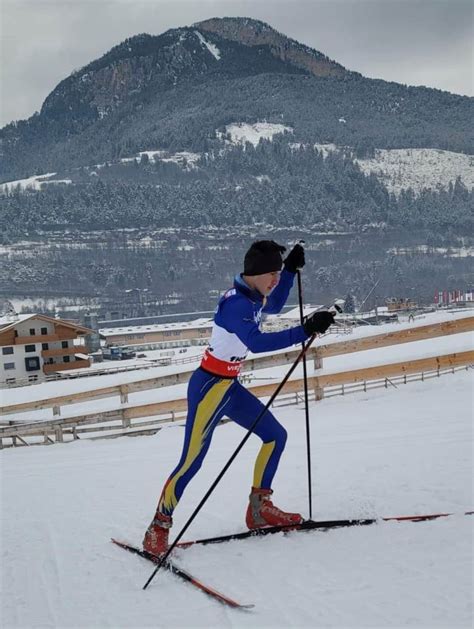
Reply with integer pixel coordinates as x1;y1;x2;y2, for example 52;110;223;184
1;0;472;127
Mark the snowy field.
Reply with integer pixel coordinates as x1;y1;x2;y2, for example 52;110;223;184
1;367;472;628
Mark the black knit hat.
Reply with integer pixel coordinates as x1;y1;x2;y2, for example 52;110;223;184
243;240;286;276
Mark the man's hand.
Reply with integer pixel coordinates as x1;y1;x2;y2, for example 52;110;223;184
283;243;305;273
303;311;335;336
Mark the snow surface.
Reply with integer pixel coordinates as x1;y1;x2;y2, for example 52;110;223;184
218;122;293;146
0;173;72;194
1;370;472;627
291;143;473;196
355;148;474;195
194;31;221;60
389;244;474;259
118;150;200;169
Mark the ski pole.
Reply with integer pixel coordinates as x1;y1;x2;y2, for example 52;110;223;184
296;268;313;520
143;333;318;590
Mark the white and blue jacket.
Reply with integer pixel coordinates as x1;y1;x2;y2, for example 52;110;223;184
200;269;308;377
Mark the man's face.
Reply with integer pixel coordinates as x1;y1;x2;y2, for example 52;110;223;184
253;271;281;296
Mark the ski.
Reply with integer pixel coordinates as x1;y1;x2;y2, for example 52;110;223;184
176;511;474;549
111;538;254;609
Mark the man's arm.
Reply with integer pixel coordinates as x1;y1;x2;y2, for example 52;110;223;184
262;268;296;315
223;296;307;353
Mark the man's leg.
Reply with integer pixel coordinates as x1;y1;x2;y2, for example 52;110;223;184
225;381;303;528
143;370;233;553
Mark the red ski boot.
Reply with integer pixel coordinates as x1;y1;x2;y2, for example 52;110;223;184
245;487;303;529
143;512;172;556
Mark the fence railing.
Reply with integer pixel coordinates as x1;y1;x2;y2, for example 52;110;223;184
1;361;471;449
2;316;471;418
271;364;472;407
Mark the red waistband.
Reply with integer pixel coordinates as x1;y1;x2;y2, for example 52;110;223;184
200;350;242;378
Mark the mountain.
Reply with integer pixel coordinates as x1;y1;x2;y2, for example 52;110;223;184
0;17;472;310
196;17;347;77
1;17;472;183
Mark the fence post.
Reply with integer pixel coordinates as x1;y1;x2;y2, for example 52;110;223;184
313;349;323;371
122;410;131;429
313;377;324;401
55;425;63;443
120;386;129;404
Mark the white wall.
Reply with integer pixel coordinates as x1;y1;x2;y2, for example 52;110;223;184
0;318;74;385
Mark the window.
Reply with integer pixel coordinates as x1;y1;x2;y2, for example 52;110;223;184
41;327;48;335
63;356;70;363
45;358;54;365
28;375;38;382
2;347;13;355
6;377;16;384
61;341;69;349
42;343;49;350
25;345;36;353
29;328;36;335
4;362;15;370
25;356;40;371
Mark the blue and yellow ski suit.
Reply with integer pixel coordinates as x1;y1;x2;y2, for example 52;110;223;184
158;269;308;516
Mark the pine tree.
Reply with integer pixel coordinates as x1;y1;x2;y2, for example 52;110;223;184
344;293;356;313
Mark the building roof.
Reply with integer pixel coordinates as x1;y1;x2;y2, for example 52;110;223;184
278;305;324;320
100;317;213;337
0;313;94;336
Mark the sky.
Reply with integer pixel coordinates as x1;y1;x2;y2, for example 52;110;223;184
1;0;472;127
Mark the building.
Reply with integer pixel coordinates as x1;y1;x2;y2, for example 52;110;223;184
434;290;474;306
99;317;214;350
99;311;309;354
385;297;418;312
0;313;94;386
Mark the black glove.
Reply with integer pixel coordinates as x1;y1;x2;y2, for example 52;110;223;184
283;243;305;273
303;311;335;336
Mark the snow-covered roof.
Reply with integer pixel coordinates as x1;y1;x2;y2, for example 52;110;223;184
100;317;213;336
0;313;93;335
0;313;34;329
279;305;324;320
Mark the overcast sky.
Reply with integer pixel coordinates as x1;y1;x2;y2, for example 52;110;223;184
1;0;472;127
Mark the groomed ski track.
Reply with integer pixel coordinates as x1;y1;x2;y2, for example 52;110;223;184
2;368;473;627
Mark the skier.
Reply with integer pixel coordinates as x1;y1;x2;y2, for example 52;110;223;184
143;240;335;555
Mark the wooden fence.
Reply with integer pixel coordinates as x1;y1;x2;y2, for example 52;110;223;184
1;354;472;449
1;316;472;449
2;316;471;418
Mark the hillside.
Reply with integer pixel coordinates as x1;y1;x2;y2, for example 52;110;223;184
0;17;472;310
1;17;472;182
